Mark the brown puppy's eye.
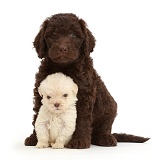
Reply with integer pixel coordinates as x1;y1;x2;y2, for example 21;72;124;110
47;96;51;99
50;33;55;38
63;94;68;97
69;33;77;38
50;33;60;39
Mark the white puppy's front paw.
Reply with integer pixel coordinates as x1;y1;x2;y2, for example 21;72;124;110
51;143;64;149
36;141;49;148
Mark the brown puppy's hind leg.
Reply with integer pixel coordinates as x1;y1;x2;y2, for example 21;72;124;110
91;114;117;147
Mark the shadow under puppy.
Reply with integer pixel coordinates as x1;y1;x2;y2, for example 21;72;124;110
35;73;78;149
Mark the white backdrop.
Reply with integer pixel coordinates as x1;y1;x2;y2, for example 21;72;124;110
0;0;160;159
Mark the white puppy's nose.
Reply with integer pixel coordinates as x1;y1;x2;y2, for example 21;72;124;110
54;103;60;108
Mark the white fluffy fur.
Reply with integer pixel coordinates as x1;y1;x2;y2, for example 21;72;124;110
35;73;78;149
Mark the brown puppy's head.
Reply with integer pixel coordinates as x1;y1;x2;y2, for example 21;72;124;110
33;13;95;65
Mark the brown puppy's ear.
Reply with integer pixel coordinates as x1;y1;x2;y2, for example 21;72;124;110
79;19;96;55
33;19;48;58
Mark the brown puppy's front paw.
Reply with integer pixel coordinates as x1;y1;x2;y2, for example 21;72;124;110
92;133;117;147
66;139;90;149
24;134;37;146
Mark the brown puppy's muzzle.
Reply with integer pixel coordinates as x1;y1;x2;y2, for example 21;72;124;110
59;44;68;53
48;39;79;64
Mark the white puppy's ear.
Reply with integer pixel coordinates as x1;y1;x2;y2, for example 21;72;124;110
38;85;43;97
72;83;78;96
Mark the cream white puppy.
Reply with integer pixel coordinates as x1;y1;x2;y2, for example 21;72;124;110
35;73;78;149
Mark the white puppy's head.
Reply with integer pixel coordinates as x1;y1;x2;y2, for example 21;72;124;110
38;73;78;113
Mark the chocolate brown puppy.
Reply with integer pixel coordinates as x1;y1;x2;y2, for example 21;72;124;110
25;13;149;148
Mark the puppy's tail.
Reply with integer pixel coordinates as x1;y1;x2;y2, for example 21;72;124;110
112;133;150;143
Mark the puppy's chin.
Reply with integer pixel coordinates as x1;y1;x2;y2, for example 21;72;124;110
50;56;76;65
50;109;64;114
48;106;67;114
49;50;79;65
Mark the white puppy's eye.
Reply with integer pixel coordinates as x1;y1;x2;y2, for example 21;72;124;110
63;94;68;97
47;96;51;99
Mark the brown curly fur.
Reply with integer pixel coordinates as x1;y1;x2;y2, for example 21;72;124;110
24;13;149;149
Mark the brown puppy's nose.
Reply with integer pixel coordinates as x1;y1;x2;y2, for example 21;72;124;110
59;45;68;52
54;103;60;108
